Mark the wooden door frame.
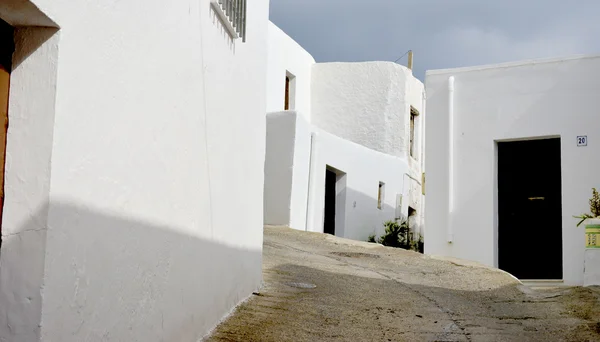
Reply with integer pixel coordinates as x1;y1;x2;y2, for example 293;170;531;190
0;17;14;242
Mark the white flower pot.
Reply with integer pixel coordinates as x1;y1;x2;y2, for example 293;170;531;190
584;218;600;286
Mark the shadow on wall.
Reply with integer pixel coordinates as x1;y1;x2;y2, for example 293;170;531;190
208;3;236;53
12;26;58;69
0;202;262;342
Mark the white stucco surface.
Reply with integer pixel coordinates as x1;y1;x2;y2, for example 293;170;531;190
584;249;600;287
288;112;312;231
425;55;600;286
311;62;424;159
266;22;315;119
0;26;59;342
307;126;410;241
0;0;269;341
264;112;296;225
265;111;410;242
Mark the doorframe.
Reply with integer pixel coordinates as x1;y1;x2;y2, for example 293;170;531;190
493;135;563;280
0;6;60;341
323;165;346;237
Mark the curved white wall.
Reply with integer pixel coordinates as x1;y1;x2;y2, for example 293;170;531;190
311;62;424;159
425;55;600;286
0;0;270;341
266;22;315;120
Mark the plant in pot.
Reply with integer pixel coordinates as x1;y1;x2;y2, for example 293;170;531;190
574;188;600;248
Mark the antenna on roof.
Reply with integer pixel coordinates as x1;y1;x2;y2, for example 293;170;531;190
394;49;413;70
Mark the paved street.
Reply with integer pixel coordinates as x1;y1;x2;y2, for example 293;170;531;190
207;227;600;342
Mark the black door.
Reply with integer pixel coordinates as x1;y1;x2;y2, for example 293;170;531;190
324;169;336;235
498;138;563;280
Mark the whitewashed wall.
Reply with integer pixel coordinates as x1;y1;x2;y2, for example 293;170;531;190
266;22;315;120
264;112;296;225
307;126;409;241
311;62;423;159
266;111;409;241
425;55;600;286
0;24;59;342
311;61;425;236
0;0;270;341
263;26;425;241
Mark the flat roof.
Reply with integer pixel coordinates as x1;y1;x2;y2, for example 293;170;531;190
426;53;600;76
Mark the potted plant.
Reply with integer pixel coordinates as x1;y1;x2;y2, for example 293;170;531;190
575;188;600;248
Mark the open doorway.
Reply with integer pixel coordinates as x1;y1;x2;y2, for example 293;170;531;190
324;166;346;236
497;138;563;280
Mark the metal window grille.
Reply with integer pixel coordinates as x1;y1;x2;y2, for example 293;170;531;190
214;0;247;42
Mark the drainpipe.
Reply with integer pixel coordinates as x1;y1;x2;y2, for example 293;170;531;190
305;132;318;232
447;76;455;243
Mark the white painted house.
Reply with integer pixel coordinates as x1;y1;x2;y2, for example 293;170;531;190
0;1;268;341
425;55;600;286
264;23;425;242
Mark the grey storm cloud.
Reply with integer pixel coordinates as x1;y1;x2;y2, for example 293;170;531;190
269;0;600;80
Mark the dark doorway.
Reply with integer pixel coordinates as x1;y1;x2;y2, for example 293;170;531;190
324;169;336;235
498;138;563;280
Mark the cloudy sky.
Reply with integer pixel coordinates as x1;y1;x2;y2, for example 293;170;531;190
269;0;600;81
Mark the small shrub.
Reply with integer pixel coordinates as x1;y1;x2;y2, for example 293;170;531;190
575;188;600;227
367;234;376;243
378;219;410;249
411;234;424;254
376;218;424;253
591;188;600;217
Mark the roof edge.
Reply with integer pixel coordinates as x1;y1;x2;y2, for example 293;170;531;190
426;53;600;76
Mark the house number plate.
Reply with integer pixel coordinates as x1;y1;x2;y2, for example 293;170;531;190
577;136;588;147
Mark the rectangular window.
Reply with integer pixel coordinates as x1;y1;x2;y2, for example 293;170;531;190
284;72;296;111
377;182;385;210
284;76;290;110
211;0;247;42
410;106;419;158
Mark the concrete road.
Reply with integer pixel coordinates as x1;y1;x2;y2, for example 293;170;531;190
207;227;600;342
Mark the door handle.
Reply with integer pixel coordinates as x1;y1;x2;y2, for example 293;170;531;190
528;197;545;201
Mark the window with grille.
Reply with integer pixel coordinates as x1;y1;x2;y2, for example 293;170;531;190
211;0;247;42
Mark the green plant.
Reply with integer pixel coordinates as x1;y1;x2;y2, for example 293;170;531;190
574;188;600;227
377;219;410;249
367;234;376;243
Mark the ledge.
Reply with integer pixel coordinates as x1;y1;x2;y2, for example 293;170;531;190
210;1;239;40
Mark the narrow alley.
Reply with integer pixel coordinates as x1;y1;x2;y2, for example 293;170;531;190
208;227;600;342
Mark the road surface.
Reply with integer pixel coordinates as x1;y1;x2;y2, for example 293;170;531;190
207;226;600;341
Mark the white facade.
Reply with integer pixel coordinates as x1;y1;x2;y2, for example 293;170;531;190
425;55;600;286
0;1;269;341
266;23;314;120
264;22;425;242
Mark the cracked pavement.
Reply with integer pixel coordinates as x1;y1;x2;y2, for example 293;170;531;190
207;227;600;342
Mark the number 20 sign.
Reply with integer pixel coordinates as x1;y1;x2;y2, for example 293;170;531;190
577;136;588;147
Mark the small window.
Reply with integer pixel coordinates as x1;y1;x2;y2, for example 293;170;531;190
284;76;290;110
410;106;419;158
211;0;247;42
377;182;385;210
284;72;296;111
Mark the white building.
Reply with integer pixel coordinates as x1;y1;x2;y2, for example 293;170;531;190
0;1;268;341
425;55;600;286
264;23;425;242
